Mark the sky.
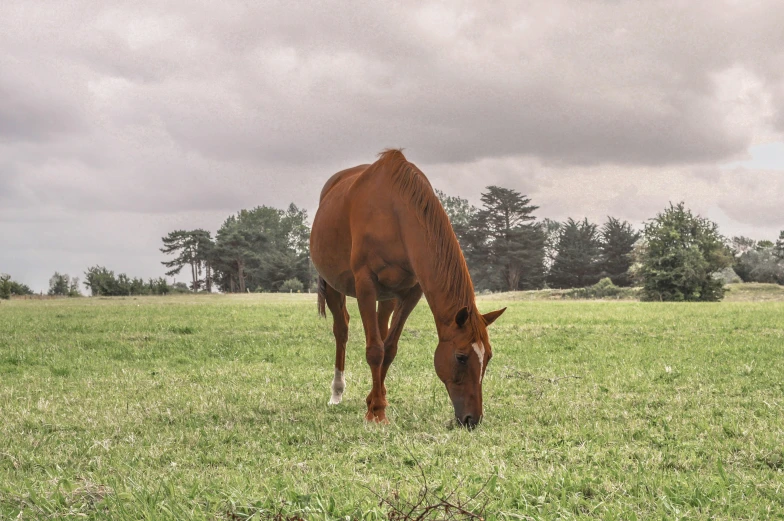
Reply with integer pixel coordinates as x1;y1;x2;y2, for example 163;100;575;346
1;1;783;293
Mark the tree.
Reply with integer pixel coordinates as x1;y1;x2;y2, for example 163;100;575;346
47;272;81;297
0;274;11;300
171;282;190;293
0;275;33;298
160;230;213;292
436;189;477;251
148;277;170;295
210;204;312;293
599;217;640;287
730;236;757;256
541;218;562;275
212;215;265;293
639;202;732;301
547;218;602;288
731;234;784;284
280;203;313;291
469;186;545;291
774;231;784;261
192;230;215;292
48;272;71;296
83;266;172;296
68;277;81;297
734;246;784;284
84;266;118;296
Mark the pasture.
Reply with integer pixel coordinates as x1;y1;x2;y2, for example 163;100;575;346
1;291;783;519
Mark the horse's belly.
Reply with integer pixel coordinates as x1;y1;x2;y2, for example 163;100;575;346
376;265;417;293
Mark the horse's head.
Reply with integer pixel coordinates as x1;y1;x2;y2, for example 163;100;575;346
434;306;506;429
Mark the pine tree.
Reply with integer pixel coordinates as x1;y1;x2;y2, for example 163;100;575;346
160;231;203;291
547;218;602;288
599;217;640;287
470;186;545;291
774;231;784;261
436;189;477;252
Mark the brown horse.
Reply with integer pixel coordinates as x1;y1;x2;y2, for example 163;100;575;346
309;149;506;428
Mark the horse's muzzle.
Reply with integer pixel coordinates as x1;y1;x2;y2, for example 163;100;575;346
458;414;481;430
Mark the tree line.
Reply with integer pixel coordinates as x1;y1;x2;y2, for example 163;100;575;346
0;269;188;298
0;274;33;299
439;187;782;301
437;187;641;292
3;186;782;302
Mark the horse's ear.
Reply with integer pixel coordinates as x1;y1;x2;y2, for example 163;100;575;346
482;307;507;326
455;306;470;327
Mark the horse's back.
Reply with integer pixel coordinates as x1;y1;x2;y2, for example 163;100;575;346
319;164;370;202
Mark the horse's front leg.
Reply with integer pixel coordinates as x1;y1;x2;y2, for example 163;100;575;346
353;269;387;422
376;299;396;399
380;284;423;385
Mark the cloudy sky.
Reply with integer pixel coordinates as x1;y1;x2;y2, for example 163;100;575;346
2;1;783;292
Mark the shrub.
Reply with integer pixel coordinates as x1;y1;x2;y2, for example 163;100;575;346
713;267;742;285
565;277;639;300
639;203;732;302
280;278;304;293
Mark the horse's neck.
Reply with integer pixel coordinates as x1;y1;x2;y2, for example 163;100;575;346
404;225;476;334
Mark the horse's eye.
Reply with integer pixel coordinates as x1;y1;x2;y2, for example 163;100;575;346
456;353;469;364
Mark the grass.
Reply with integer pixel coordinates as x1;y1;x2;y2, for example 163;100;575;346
0;292;783;519
723;283;784;302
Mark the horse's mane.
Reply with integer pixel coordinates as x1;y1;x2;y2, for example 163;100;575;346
369;149;482;331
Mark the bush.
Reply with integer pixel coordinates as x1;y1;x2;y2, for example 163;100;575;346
734;248;784;285
84;266;173;296
565;277;638;300
280;278;304;293
0;275;34;298
713;267;742;285
170;282;191;294
639;203;732;302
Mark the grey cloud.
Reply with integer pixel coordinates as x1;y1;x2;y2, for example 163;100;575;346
715;168;784;228
5;1;779;167
0;75;85;143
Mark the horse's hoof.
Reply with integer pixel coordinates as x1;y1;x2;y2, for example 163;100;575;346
364;412;388;424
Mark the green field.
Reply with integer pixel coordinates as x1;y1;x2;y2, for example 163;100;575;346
1;292;783;519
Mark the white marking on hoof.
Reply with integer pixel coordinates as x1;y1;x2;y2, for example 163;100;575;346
472;341;485;383
329;368;345;405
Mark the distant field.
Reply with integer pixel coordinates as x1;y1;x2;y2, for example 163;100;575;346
481;282;784;302
1;292;783;519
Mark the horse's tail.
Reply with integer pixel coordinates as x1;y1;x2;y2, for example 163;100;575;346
317;276;327;318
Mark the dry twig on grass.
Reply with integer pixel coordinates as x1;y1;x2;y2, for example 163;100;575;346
361;446;491;520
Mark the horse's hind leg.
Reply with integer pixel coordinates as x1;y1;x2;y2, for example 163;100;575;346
325;284;349;405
